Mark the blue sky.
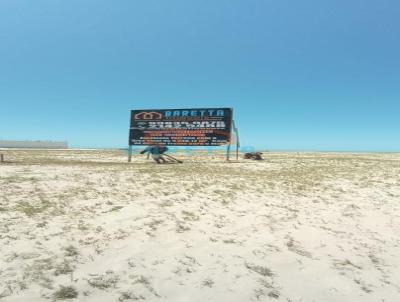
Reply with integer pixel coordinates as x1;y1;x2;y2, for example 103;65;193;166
0;0;399;151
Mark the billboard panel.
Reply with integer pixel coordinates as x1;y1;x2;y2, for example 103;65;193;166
129;108;233;146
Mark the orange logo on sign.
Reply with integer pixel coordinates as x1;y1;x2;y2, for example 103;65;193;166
134;112;163;120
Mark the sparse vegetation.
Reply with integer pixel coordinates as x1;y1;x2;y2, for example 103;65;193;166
181;210;199;221
54;260;74;276
15;199;52;216
176;221;191;233
87;272;119;289
119;291;143;301
53;285;78;300
64;245;79;257
202;278;214;288
268;290;280;299
110;205;124;212
245;262;274;277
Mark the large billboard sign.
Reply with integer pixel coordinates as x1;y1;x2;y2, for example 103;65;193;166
129;108;233;146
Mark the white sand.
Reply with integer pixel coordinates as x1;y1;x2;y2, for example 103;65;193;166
0;150;399;301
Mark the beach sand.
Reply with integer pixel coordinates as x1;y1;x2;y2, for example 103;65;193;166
1;150;399;301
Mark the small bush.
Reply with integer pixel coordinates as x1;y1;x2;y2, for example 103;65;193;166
64;245;79;257
53;286;78;300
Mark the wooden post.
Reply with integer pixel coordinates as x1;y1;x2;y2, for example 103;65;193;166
232;120;240;161
226;144;231;161
0;154;4;163
128;111;133;163
128;146;133;162
236;140;239;160
226;119;234;161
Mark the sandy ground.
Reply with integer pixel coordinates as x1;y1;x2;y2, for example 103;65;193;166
0;149;400;302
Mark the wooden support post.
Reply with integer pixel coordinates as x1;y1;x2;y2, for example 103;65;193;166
236;140;239;160
128;111;133;163
226;119;235;161
232;120;240;161
128;146;133;162
0;154;4;163
226;144;231;161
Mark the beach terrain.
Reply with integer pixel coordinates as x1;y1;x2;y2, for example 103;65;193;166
0;150;399;301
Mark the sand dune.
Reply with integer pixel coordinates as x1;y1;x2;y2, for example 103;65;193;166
1;150;399;301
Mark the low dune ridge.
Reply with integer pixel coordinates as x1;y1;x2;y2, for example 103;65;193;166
0;150;399;301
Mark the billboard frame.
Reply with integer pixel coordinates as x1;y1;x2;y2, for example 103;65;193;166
127;108;239;162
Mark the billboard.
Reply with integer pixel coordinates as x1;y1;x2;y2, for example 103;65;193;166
129;108;233;146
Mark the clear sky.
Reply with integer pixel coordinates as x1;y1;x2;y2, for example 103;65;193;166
0;0;399;151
